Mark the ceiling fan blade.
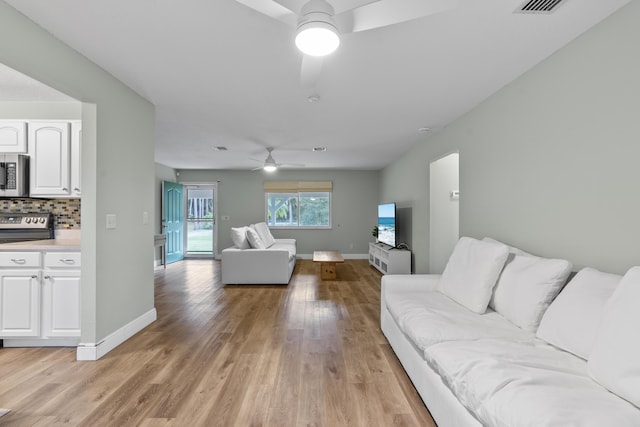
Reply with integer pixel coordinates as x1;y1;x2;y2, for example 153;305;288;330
335;0;457;33
272;0;306;14
300;55;324;89
233;0;297;26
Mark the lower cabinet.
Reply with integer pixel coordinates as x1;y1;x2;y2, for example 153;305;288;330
42;270;81;337
0;270;41;337
0;251;80;345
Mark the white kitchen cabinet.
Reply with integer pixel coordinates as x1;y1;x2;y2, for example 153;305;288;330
42;251;81;338
70;121;82;196
0;269;41;337
42;270;81;337
0;250;80;344
28;121;72;197
0;120;27;153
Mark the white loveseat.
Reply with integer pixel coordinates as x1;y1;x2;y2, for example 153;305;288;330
382;237;640;427
221;222;296;285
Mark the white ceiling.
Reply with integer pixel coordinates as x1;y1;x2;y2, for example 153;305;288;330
3;0;629;170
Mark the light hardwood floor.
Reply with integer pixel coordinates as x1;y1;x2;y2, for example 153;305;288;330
0;259;435;426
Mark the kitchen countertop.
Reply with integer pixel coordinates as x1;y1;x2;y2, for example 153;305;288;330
0;239;81;252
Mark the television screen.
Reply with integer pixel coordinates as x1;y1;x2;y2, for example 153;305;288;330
378;203;396;247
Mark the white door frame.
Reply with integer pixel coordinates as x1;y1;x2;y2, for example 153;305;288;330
181;182;218;258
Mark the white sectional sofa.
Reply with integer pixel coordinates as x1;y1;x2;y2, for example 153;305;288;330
221;222;296;285
381;237;640;427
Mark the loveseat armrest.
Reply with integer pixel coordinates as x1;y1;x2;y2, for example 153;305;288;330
274;238;296;245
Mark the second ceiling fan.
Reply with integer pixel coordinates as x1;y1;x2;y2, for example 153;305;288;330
234;0;457;89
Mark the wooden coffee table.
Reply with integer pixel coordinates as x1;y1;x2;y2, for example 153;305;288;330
313;251;344;280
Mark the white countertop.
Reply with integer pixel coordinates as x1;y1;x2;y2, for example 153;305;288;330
0;239;81;252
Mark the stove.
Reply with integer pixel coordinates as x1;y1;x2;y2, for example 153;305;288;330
0;213;55;244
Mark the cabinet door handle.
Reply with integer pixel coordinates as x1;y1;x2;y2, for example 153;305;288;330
32;275;39;279
73;187;81;192
11;258;26;264
62;187;69;191
60;259;76;264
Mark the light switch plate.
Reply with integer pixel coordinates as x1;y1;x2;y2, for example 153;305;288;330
106;214;117;229
142;211;149;225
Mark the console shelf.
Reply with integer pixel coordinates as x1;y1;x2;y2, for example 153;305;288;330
368;242;411;275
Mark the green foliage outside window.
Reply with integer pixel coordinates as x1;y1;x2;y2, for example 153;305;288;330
266;192;330;228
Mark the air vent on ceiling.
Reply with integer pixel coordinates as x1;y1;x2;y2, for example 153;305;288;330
517;0;566;14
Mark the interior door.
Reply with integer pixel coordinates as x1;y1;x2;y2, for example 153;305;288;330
162;181;184;264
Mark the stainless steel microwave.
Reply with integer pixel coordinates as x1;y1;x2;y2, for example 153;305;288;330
0;154;29;197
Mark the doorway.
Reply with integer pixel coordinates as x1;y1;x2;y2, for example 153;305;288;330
185;184;217;258
429;152;459;273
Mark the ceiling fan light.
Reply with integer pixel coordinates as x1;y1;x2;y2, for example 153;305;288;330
263;164;277;172
295;21;340;56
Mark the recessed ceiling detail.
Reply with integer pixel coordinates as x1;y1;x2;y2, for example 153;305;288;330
517;0;567;14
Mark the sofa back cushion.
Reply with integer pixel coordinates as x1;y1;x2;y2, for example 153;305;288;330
536;267;620;359
230;226;251;249
490;254;572;332
246;227;266;249
588;266;640;408
437;237;510;314
253;222;276;248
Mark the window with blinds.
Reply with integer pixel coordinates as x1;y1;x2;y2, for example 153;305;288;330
264;181;332;228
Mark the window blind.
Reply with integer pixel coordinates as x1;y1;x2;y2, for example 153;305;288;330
264;181;332;193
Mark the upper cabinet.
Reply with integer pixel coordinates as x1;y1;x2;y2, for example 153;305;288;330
70;121;82;197
0;119;81;198
28;121;81;199
0;121;28;153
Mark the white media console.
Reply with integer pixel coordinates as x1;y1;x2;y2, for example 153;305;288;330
368;242;411;274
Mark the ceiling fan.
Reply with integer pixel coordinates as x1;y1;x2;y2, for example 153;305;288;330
234;0;457;89
251;147;305;172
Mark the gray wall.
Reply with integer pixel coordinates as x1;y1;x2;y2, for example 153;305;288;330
0;101;81;119
381;0;640;275
1;3;156;345
177;169;379;257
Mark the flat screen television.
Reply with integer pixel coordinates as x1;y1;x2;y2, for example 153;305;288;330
377;203;396;248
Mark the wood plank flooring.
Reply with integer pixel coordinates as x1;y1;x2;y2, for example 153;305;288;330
0;259;435;426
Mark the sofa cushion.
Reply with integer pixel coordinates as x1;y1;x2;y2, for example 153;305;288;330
384;288;533;355
253;222;276;248
588;266;640;408
489;254;572;332
424;338;640;427
230;226;251;249
437;237;510;314
537;267;620;359
246;227;266;249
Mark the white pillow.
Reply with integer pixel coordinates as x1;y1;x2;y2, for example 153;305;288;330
252;222;276;248
537;267;620;359
588;266;640;408
230;226;250;249
246;227;266;249
490;254;572;331
437;237;510;314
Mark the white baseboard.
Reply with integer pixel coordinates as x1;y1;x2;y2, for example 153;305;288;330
3;338;80;347
297;253;369;260
76;308;157;361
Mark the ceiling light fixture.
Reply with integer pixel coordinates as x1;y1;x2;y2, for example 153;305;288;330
263;152;278;172
295;0;340;57
312;147;327;152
